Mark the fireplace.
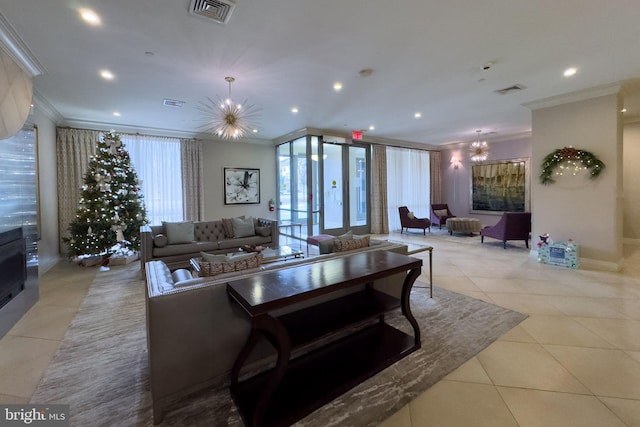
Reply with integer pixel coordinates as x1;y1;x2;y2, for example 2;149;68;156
0;227;27;310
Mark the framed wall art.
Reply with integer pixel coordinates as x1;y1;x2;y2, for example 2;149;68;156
224;167;260;205
470;158;529;214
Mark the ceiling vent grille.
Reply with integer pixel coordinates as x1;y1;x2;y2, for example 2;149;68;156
190;0;236;24
495;84;526;95
163;98;185;108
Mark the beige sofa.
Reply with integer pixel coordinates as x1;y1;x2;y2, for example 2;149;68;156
145;239;411;423
140;217;278;271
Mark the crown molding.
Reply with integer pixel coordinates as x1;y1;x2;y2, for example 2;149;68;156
522;82;623;111
0;11;46;77
32;88;64;124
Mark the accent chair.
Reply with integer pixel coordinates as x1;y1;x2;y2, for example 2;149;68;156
430;204;456;229
480;212;532;249
398;206;431;235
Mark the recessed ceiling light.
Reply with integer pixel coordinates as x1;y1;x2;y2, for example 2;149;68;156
79;9;101;25
291;107;299;114
333;82;343;91
113;112;121;116
414;112;422;118
369;125;375;131
100;69;115;80
252;129;258;133
563;67;577;77
621;108;627;113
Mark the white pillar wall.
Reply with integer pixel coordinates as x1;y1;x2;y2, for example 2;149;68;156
528;87;623;270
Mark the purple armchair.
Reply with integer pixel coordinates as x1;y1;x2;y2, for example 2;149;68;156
481;212;531;249
430;204;456;229
398;206;431;235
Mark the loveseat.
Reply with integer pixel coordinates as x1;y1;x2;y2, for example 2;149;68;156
145;238;411;423
140;217;279;272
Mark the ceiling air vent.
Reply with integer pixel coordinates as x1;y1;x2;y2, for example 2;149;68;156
495;84;526;95
163;99;185;108
190;0;236;24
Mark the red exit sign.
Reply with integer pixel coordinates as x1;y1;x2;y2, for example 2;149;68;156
352;130;363;140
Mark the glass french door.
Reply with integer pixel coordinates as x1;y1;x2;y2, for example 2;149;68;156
321;143;370;235
277;136;370;243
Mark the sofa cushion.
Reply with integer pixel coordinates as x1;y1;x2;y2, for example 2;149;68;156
153;241;219;257
434;209;448;217
163;221;195;244
255;226;271;237
334;235;370;252
408;211;415;219
233;216;255;238
154;234;168;248
318;238;336;254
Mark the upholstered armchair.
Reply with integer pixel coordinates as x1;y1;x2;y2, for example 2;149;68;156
430;204;456;229
481;212;532;249
398;206;431;235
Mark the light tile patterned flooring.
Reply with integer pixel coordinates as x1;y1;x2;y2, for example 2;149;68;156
1;232;639;426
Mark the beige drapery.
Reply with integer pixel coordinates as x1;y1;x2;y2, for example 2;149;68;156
56;127;99;254
180;138;204;221
430;150;442;204
370;144;389;234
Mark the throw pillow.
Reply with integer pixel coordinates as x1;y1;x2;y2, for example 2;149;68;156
233;216;255;238
198;252;262;277
221;218;235;238
333;235;370;252
336;230;353;240
153;234;168;248
318;238;336;254
200;252;230;263
434;209;448;217
255;226;271;237
163;221;195;244
408;212;415;219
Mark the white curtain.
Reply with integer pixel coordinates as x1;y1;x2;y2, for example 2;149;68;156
122;134;184;225
386;146;431;232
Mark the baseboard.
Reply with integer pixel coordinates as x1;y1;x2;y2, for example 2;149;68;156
623;237;640;246
38;255;61;275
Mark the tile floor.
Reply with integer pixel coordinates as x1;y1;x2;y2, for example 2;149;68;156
1;233;639;426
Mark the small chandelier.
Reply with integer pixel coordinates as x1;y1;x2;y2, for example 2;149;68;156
469;130;489;162
198;76;259;139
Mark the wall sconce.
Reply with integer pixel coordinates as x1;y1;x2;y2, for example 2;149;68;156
451;156;461;170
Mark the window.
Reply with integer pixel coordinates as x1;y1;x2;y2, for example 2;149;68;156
121;134;183;224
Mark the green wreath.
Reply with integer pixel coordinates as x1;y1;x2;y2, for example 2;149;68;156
540;147;605;185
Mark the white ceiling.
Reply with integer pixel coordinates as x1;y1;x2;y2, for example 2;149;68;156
1;0;640;146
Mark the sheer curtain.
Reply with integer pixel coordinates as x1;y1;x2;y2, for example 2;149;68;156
57;127;100;254
386;147;431;232
122;134;184;225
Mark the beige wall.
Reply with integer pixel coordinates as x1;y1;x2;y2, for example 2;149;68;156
201;139;277;221
531;92;623;270
32;105;59;274
623;121;640;241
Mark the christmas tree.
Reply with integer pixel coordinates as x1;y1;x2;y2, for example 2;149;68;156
64;130;147;259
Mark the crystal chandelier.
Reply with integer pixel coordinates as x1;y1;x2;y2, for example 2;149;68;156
198;76;259;139
469;130;489;162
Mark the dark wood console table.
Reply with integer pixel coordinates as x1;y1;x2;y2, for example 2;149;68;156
226;250;422;427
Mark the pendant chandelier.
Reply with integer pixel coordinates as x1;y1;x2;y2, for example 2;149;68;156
198;76;259;139
469;130;489;162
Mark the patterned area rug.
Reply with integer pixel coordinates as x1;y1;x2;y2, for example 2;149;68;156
31;263;526;426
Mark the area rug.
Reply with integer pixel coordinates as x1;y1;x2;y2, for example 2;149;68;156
31;263;527;427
